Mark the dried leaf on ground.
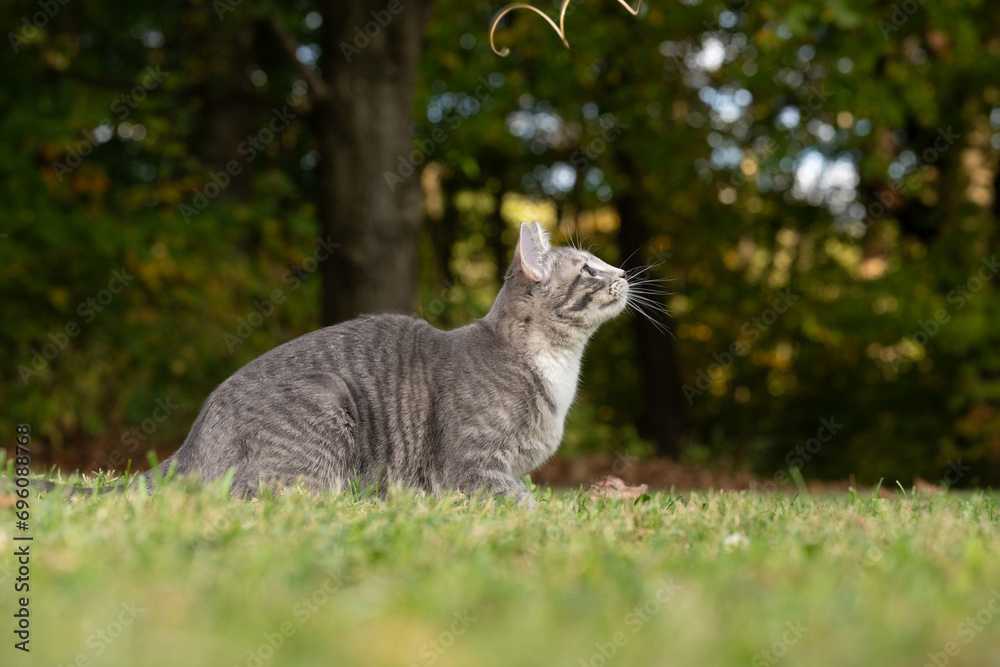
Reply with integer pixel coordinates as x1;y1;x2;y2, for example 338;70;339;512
588;475;649;501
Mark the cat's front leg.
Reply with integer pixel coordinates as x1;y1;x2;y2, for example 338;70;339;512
450;460;536;508
508;478;537;508
491;479;537;508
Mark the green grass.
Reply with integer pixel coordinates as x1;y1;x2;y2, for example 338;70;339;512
2;472;999;667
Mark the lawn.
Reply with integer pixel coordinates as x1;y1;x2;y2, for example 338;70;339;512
1;467;999;667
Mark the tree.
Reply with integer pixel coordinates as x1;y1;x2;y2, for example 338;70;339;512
269;1;435;325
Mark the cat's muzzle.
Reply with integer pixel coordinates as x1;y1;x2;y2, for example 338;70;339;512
610;278;628;300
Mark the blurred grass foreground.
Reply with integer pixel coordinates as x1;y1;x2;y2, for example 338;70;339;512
1;475;999;667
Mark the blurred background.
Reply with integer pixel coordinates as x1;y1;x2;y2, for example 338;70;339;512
2;0;999;487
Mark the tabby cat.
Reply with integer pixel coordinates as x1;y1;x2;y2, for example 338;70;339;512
35;222;637;505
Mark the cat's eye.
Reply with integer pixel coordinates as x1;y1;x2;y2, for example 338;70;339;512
581;265;597;277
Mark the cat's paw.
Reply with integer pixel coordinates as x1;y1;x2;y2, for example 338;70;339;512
517;493;539;510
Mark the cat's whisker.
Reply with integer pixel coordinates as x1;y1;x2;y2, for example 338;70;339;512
619;246;643;269
626;285;671;297
624;300;675;338
629;277;678;287
626;284;669;294
627;271;669;280
625;289;673;323
628;291;673;302
625;261;664;276
628;291;669;304
625;266;676;280
632;312;673;337
627;300;669;317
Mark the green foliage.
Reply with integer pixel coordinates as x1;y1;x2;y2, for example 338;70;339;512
417;0;1000;483
0;1;321;453
2;0;999;484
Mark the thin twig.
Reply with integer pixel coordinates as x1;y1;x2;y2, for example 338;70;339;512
267;6;330;103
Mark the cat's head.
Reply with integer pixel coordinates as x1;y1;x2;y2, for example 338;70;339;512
500;221;629;341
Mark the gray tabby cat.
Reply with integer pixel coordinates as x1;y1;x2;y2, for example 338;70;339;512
33;222;631;505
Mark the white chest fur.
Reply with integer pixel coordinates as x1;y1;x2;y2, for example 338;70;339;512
533;346;583;428
508;346;584;477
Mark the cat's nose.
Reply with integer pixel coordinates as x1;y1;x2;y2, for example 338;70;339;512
616;268;626;279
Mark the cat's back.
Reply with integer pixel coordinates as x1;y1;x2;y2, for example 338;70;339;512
176;314;454;488
230;313;443;386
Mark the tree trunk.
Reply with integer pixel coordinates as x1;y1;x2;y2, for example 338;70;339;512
208;18;255;201
616;189;686;459
315;0;435;325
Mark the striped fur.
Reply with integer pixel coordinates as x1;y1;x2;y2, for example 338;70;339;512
41;222;629;504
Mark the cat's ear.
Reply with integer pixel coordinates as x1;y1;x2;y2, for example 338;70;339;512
516;221;549;282
530;221;551;252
